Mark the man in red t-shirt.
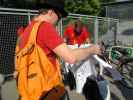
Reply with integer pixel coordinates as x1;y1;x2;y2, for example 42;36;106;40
64;20;91;45
16;0;101;99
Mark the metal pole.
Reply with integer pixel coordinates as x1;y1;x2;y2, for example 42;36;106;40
114;20;119;45
60;18;63;37
94;16;99;43
105;6;108;17
27;12;31;24
0;12;37;15
0;7;38;13
69;13;118;22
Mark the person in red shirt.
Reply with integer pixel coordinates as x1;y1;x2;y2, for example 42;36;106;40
64;20;91;46
16;0;101;99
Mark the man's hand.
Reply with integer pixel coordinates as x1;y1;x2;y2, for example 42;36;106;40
89;44;102;55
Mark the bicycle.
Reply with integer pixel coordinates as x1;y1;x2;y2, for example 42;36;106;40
101;41;133;89
109;46;133;89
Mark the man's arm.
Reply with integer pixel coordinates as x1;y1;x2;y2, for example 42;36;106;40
53;43;101;64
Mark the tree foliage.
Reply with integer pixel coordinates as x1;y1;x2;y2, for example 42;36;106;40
65;0;101;15
64;0;116;15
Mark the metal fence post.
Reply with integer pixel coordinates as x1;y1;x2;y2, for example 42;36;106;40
94;16;99;44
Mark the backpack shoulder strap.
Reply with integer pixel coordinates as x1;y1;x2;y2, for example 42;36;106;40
15;22;42;71
26;22;41;45
16;22;41;54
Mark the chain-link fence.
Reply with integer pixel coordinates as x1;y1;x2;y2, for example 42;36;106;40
0;8;37;74
60;13;119;44
105;2;133;45
106;3;133;21
0;8;118;74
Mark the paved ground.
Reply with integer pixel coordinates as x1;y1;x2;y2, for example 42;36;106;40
110;82;133;100
67;81;133;100
0;78;133;100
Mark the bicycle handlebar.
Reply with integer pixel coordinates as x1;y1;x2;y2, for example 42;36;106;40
113;47;128;55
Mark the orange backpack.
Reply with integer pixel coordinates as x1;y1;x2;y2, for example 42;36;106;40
15;22;65;100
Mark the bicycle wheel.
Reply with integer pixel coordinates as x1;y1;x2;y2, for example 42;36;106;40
118;62;133;89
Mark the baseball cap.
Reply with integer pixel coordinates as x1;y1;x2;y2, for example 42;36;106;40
36;0;68;17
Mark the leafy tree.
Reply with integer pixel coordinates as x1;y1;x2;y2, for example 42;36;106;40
65;0;101;15
64;0;117;15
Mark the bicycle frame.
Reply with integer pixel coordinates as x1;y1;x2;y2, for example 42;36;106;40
105;45;133;89
109;45;133;62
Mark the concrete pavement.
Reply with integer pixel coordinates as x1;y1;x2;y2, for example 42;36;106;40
0;79;133;100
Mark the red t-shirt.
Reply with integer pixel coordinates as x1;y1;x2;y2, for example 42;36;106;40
64;24;90;45
19;21;64;65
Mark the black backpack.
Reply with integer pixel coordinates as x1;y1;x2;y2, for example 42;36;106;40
82;77;103;100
